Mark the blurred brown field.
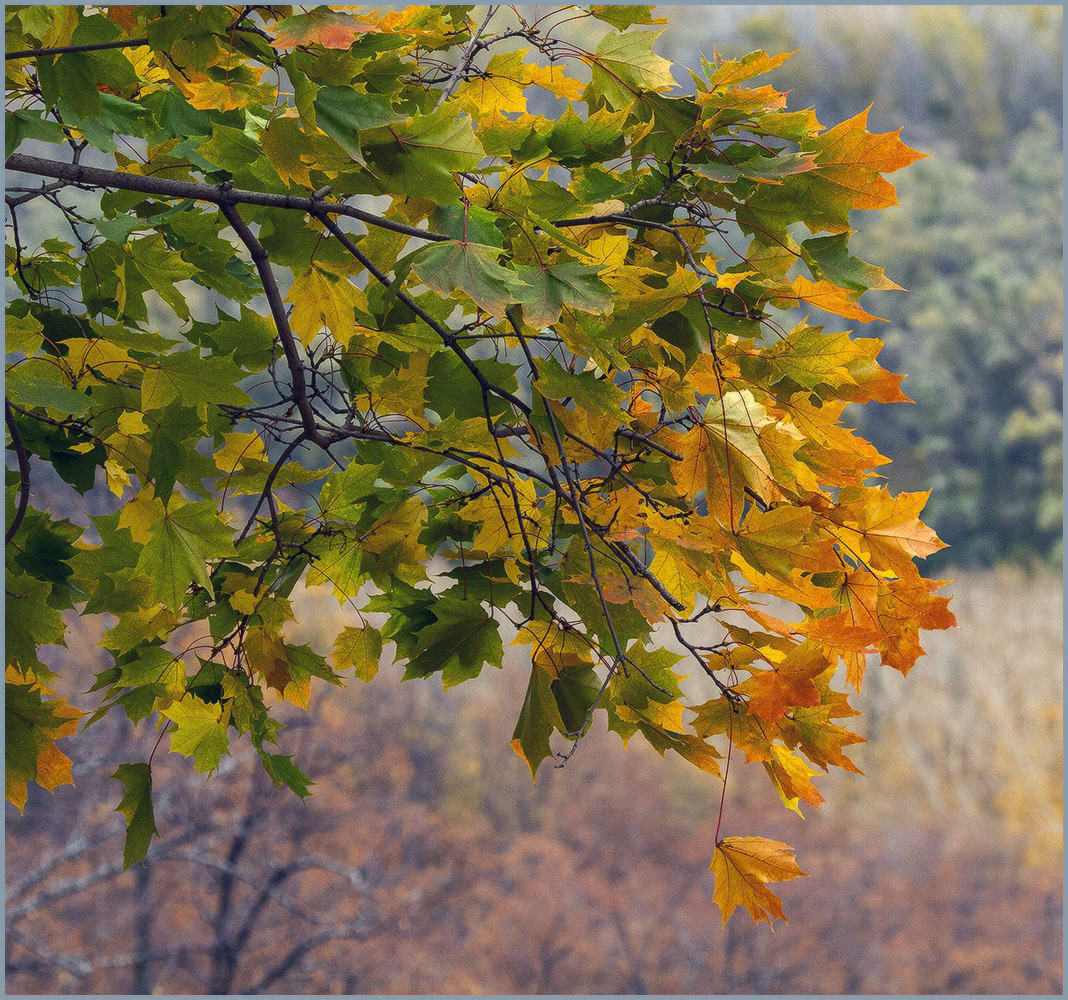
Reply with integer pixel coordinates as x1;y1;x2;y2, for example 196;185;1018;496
5;568;1062;994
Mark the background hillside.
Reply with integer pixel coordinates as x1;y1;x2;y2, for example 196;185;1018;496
662;5;1064;569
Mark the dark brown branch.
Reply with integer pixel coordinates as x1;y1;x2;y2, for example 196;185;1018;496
6;37;150;59
667;615;738;698
6;153;449;244
217;203;332;448
616;427;683;461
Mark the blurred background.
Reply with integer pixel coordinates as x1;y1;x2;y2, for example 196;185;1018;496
6;5;1063;995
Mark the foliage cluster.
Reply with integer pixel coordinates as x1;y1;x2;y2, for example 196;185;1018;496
5;4;954;922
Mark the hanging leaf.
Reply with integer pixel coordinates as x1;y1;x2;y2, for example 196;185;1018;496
711;837;808;927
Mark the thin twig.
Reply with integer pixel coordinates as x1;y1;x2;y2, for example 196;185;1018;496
434;6;500;108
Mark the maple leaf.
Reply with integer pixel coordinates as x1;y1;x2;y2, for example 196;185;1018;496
511;665;564;779
588;5;668;30
403;599;504;690
547;104;628;165
737;643;832;724
677;390;778;519
711;837;808;927
5;669;82;813
312;87;399;161
517;261;614;328
690;151;817;185
704;49;798;90
801;233;904;295
732;505;839;581
243;626;291;695
361;108;484;203
748;106;927;234
766;275;885;323
512;620;595;678
161;697;230;774
584;28;676;110
136;501;236;612
409;241;530;318
112;762;159;869
333;625;383;682
779;704;866;774
832;487;948;574
269;8;375;50
286;263;362;346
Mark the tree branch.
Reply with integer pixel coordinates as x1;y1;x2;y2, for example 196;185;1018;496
314;211;533;417
434;5;500;108
6;153;449;244
6;37;150;60
217;203;332;448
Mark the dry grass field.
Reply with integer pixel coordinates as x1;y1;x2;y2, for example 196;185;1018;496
5;568;1062;994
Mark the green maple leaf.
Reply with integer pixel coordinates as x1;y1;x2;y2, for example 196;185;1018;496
800;234;904;295
403;598;503;689
510;665;564;780
6;682;65;786
113;644;178;688
546;105;627;165
6;574;65;676
257;749;314;799
585;29;675;110
409;241;530;318
517;261;614;328
122;234;198;321
691;151;818;185
6;109;67;157
361;107;484;203
112;763;159;869
317;462;383;523
588;5;667;29
161;697;230;773
536;356;624;415
5;359;93;416
140;350;251;412
136;501;237;612
313;86;399;161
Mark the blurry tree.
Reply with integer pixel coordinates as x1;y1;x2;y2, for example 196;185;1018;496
5;716;379;994
852;113;1063;567
695;5;1064;165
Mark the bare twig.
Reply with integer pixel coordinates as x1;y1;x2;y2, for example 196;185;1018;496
6;153;449;244
434;6;500;108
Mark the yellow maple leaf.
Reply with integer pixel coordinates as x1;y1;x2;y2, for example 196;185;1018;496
286;264;363;347
711;836;808;927
214;432;268;476
767;275;884;322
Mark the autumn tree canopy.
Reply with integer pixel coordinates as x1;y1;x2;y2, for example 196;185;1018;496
5;4;955;925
